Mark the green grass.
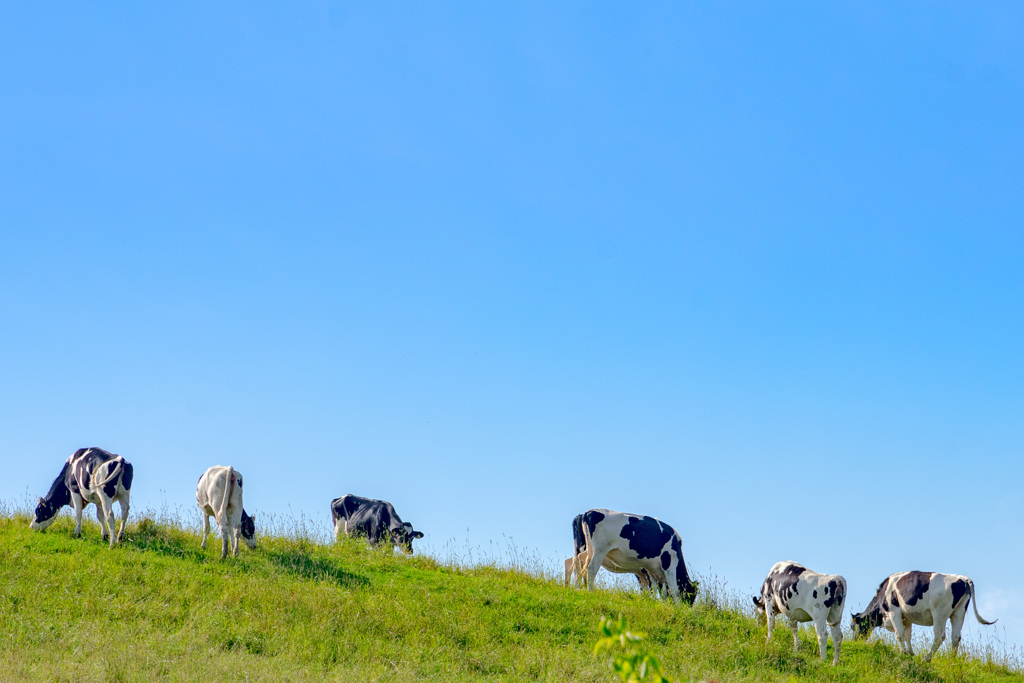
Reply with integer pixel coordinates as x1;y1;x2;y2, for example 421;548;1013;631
0;510;1021;682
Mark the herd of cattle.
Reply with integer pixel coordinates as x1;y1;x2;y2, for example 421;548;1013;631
27;447;997;665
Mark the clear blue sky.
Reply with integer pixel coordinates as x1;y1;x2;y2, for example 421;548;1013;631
3;1;1022;653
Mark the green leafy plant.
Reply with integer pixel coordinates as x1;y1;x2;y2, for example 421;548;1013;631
595;614;671;682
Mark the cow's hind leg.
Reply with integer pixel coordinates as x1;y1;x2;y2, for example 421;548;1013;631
829;619;843;665
200;513;211;549
220;519;230;559
584;549;605;591
115;495;130;543
925;616;946;662
950;607;967;655
231;513;241;557
789;618;801;653
101;497;117;548
812;618;829;661
95;504;109;541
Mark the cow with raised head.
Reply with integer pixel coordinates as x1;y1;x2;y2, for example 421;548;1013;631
30;447;133;548
196;465;256;558
577;509;697;604
330;494;423;554
851;571;996;661
753;561;846;665
564;513;663;595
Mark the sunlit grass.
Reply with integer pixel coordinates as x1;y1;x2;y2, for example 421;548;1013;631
0;501;1021;681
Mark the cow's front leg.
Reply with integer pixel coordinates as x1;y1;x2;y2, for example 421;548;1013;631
924;616;946;662
789;618;801;652
72;494;85;537
765;603;776;642
889;609;907;653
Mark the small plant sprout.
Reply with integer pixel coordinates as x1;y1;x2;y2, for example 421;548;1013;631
594;614;671;683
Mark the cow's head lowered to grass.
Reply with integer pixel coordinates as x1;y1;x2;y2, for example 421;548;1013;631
393;522;424;554
240;510;257;549
30;495;64;531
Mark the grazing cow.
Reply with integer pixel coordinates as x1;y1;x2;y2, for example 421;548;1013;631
30;447;133;548
196;465;256;558
330;494;423;554
753;561;846;665
564;513;662;595
851;571;996;661
578;509;697;604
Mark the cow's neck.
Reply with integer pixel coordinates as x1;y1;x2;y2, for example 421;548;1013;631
44;462;73;509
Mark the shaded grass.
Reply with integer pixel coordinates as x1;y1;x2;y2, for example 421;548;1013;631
0;510;1022;682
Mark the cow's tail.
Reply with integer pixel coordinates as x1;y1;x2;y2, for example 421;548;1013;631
97;456;125;491
967;578;997;625
580;517;594;587
218;467;235;524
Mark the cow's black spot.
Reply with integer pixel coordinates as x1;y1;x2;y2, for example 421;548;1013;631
766;563;806;610
671;534;696;605
618;515;672;559
890;590;899;608
896;571;932;607
582;510;606;541
951;579;969;611
661;551;671;570
824;580;839;608
102;465;119;498
813;589;818;599
121;461;133;491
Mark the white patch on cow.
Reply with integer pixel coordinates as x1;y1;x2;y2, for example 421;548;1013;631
754;561;846;665
196;465;254;558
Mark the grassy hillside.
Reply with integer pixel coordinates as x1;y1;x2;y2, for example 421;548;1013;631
0;511;1020;682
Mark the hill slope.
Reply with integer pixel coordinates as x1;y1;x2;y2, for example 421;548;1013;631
0;513;1019;682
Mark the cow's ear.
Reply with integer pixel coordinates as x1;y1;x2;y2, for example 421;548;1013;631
37;497;44;504
752;596;764;608
412;531;424;539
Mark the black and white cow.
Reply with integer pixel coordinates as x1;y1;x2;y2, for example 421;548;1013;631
196;465;256;558
851;571;996;661
330;494;423;554
577;509;697;604
753;561;846;664
564;512;662;595
30;447;133;548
